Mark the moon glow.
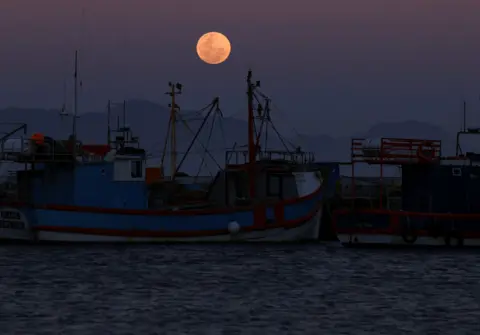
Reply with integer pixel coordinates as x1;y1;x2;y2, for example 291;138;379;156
196;32;231;65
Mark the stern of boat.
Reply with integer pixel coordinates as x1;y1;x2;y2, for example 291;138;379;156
0;206;36;242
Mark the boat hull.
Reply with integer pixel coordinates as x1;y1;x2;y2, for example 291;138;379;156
0;195;323;243
334;209;480;248
337;233;480;247
0;169;329;243
0;207;34;241
34;208;322;243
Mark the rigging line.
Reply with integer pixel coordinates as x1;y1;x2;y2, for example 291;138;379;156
218;109;228;151
251;92;265;142
269;119;293;152
176;113;222;170
177;100;218;124
160;97;217;174
189;100;217;115
267;98;305;147
254;88;299;134
207;104;230;165
264;99;270;153
193;121;212;181
253;92;289;151
252;92;267;149
160;112;173;170
254;87;303;149
174;98;218;176
202;104;225;174
195;116;213;177
196;111;217;178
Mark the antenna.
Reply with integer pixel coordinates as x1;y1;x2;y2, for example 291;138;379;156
463;100;467;131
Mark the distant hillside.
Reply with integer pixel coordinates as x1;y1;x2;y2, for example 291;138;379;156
0;100;463;176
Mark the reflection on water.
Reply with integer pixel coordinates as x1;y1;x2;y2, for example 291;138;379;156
0;243;479;334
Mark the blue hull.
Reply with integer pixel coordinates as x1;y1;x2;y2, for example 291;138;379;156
2;187;323;242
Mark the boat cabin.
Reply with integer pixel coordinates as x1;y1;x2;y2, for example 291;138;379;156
402;157;480;214
207;161;301;207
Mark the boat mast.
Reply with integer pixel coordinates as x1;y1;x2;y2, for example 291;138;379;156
247;70;259;198
166;82;182;177
72;50;79;159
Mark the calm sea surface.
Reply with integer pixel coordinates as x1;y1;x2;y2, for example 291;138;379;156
0;243;479;334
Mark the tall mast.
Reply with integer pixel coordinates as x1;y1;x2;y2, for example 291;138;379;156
247;70;259;198
166;82;182;177
72;50;79;159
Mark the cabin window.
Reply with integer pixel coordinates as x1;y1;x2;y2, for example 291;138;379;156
131;160;143;178
234;174;248;199
267;174;283;198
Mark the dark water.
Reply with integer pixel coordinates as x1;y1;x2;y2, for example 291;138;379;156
1;243;479;334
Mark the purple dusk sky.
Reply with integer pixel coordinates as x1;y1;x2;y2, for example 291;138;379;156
0;0;479;135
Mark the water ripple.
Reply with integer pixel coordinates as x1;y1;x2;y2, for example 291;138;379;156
0;244;479;334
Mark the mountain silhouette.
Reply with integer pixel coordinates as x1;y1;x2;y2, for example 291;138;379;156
0;100;465;176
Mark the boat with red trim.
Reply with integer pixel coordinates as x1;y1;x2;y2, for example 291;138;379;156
333;127;480;247
0;63;334;243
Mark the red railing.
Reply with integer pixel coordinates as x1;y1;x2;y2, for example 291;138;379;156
351;138;442;164
349;137;442;209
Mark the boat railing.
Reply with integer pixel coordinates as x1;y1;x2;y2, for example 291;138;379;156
0;123;27;142
225;149;315;166
0;137;84;163
0;123;28;153
352;137;442;165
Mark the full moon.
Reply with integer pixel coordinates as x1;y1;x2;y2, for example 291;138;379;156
196;32;231;65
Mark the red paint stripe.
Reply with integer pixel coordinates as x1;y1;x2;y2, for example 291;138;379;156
0;184;322;216
33;202;323;238
274;203;284;225
254;205;266;228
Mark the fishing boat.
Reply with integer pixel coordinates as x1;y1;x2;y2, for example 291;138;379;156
333;125;480;247
0;55;332;242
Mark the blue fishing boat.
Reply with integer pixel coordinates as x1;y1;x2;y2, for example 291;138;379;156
0;61;330;242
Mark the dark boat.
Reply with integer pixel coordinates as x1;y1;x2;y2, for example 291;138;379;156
334;129;480;247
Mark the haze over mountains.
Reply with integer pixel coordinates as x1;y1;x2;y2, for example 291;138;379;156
0;100;476;176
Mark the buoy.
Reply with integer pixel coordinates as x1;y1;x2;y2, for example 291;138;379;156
228;221;240;234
